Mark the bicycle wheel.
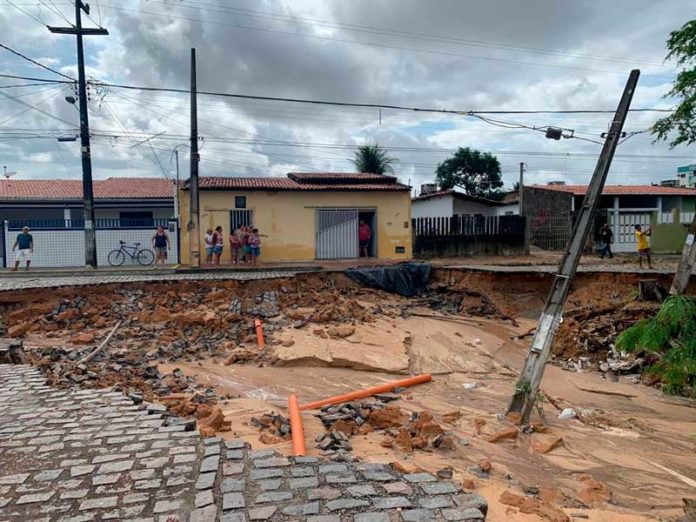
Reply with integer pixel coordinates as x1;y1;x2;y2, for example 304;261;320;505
107;249;126;266
137;248;155;266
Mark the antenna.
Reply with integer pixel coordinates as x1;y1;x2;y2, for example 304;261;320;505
3;166;18;180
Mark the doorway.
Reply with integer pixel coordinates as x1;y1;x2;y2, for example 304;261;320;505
358;210;377;257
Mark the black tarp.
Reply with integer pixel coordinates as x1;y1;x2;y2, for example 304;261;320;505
345;263;432;297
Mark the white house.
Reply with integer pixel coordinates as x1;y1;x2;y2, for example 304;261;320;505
412;188;518;218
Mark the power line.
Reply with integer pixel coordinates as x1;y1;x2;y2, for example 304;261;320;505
0;43;76;81
0;86;73;126
5;0;47;26
40;0;72;25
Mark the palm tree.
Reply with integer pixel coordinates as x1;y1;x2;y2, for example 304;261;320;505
351;144;397;175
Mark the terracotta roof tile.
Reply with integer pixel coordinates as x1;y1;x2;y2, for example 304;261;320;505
0;178;174;200
530;184;696;196
193;175;410;192
412;189;504;205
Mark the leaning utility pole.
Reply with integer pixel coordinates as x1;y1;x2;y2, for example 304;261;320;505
507;69;640;423
49;1;108;269
670;214;696;295
188;48;201;268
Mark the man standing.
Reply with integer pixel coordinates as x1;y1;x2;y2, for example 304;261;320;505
358;220;371;257
635;224;653;269
599;223;613;259
11;226;33;271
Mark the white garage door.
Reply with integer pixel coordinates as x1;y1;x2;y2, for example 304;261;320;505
315;209;359;260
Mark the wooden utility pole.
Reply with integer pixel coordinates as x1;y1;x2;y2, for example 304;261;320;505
507;70;640;423
518;162;526;215
188;48;201;268
49;1;108;269
670;214;696;295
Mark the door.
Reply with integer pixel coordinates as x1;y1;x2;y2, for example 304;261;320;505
316;209;359;260
230;210;253;232
612;211;652;253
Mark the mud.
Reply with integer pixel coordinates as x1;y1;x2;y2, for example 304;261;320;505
2;268;696;521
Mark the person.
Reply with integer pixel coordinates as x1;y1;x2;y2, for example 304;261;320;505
358;220;371;257
229;228;242;264
204;228;214;265
212;225;224;266
635;224;653;269
151;225;170;268
241;226;252;264
11;226;33;271
249;228;261;266
599;223;613;259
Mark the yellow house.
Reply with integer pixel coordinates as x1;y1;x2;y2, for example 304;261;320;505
179;173;412;264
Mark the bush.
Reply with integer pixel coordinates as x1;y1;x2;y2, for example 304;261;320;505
616;295;696;395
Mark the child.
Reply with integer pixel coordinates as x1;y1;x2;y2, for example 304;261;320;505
249;228;261;266
204;228;214;265
229;228;242;264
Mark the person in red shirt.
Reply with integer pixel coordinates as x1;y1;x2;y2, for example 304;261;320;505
358;220;371;257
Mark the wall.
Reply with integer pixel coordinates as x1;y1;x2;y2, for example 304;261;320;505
94;207;174;220
495;203;519;216
411;195;453;218
3;223;179;268
521;187;572;219
179;189;412;263
650;213;689;254
452;198;498;216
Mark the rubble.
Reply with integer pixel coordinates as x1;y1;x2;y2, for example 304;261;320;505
250;412;292;443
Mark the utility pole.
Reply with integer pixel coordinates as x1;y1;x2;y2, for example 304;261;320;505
173;148;180;220
188;48;201;268
49;2;107;269
507;70;640;423
670;214;696;295
518;162;526;215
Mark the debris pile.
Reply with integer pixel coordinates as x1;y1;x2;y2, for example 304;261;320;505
250;412;292;444
420;284;519;325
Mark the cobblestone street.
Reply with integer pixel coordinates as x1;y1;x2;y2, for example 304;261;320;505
0;365;487;521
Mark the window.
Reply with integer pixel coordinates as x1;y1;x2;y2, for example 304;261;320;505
230;209;253;232
119;211;153;227
235;196;246;209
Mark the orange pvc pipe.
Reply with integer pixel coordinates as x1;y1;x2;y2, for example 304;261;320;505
299;374;432;411
288;394;306;456
255;319;265;349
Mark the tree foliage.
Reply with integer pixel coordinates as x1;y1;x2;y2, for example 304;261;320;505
435;147;503;199
351;144;397;175
652;19;696;148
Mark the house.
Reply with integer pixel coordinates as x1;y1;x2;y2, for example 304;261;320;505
178;173;412;263
1;177;177;268
0;177;176;225
522;183;696;253
411;187;518;218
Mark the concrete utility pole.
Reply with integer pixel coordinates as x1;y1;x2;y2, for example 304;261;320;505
518;162;526;215
188;48;201;268
507;69;640;423
670;214;696;295
49;1;108;269
173;148;180;220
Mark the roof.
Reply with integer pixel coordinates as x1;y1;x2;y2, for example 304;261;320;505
0;178;175;200
188;173;410;192
529;184;696;197
411;189;504;206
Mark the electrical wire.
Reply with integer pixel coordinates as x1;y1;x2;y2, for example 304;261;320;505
5;0;48;26
0;43;76;81
41;0;72;25
0;87;73;126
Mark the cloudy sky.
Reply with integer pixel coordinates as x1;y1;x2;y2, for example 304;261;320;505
0;0;695;192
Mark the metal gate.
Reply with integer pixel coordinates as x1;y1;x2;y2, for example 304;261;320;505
611;211;652;253
230;210;253;232
315;209;359;260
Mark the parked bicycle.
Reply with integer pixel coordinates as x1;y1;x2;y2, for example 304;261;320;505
107;240;155;266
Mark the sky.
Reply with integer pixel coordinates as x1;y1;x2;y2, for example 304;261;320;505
0;0;695;193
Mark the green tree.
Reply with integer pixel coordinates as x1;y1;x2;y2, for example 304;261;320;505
653;19;696;148
351;144;397;174
435;147;503;199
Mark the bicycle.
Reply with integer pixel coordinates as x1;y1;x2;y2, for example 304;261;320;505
107;240;155;266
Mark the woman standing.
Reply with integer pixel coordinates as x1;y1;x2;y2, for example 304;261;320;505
212;225;224;266
151;225;170;268
229;227;242;264
204;228;214;265
249;228;261;266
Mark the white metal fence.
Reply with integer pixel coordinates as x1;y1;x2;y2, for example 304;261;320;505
659;211;695;224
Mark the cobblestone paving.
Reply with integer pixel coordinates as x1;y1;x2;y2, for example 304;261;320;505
444;263;674;275
0;271;299;293
0;365;487;521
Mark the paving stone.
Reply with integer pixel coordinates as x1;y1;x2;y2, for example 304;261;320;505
347;484;378;497
248;449;275;460
250;468;284;480
325;498;371;511
191;505;218;522
220;512;247;522
123;493;150;504
401;509;436;521
17;491;54;504
253;457;291;468
226;450;245;460
441;508;485;521
404;473;437;483
248;506;277;520
307;487;342;500
453;493;488;516
80;496;118;510
71;465;96;477
363;470;396;482
325;473;358;484
195;472;216;490
153;500;183;513
224;439;247;450
291;466;315;477
254;491;293;503
420;481;459;495
259;479;282;491
0;473;30;484
60;489;89;499
319;464;348;474
223;492;246;510
419;496;454;509
34;468;63;481
221;478;246;493
373;496;413;509
0;498;10;508
223;462;244;475
134;479;162;490
93;453;130;464
131;469;157;480
174;453;197;464
93;474;121;485
282;501;320;516
289;476;319;489
355;513;391;522
307;517;340;522
204;444;221;456
200;455;220;473
383;482;413;495
294;456;319;464
195;489;214;508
